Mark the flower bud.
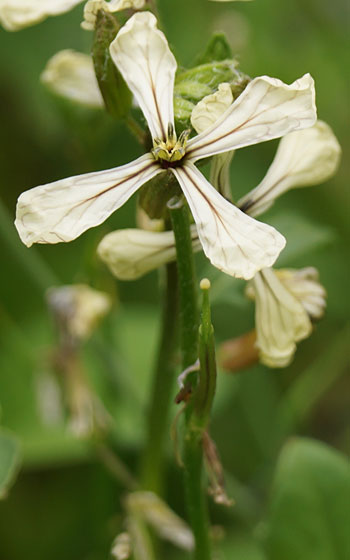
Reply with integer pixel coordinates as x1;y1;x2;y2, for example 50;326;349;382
174;60;249;129
81;0;145;31
41;50;104;108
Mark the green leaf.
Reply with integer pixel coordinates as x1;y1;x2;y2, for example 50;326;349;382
0;429;21;499
265;437;350;560
196;33;233;64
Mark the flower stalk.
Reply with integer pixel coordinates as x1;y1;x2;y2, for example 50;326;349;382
169;197;211;560
141;261;179;494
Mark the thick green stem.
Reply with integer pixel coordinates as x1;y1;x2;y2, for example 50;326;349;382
141;262;178;494
168;197;198;368
169;197;211;560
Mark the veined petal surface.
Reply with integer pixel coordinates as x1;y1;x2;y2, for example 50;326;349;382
191;83;233;135
0;0;83;31
249;268;312;367
171;162;286;280
186;74;316;161
110;12;177;141
276;267;326;321
209;152;235;200
98;226;200;280
15;153;161;247
238;121;341;217
41;50;104;108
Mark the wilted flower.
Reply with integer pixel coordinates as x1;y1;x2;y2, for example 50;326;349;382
46;283;111;341
41;49;104;108
16;12;317;279
126;491;194;550
245;267;326;367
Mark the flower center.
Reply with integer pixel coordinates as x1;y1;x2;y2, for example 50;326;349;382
152;123;190;166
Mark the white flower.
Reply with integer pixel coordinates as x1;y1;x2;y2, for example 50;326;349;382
46;283;112;340
0;0;144;31
81;0;145;30
97;226;201;280
15;12;317;279
0;0;83;31
41;49;104;108
275;267;326;320
126;491;194;551
246;267;326;367
238;120;341;217
111;532;132;560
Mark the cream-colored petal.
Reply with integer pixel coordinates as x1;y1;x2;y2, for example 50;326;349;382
191;84;235;200
0;0;83;31
111;532;132;560
209;152;235;200
15;153;161;247
275;267;326;320
248;268;312;367
98;226;200;280
41;49;104;108
81;0;145;31
46;283;112;339
238;121;341;217
126;491;194;551
186;74;316;162
110;12;177;141
191;83;233;135
171;162;286;280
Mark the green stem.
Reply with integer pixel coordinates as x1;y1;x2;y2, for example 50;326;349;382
168;197;198;368
141;261;178;494
168;197;211;560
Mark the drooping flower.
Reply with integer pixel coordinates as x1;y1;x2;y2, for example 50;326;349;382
15;12;317;279
41;49;104;108
238;120;341;217
245;267;326;367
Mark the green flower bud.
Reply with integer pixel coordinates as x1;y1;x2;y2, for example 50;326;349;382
92;9;132;118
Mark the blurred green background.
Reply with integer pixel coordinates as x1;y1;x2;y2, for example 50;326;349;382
0;1;349;559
